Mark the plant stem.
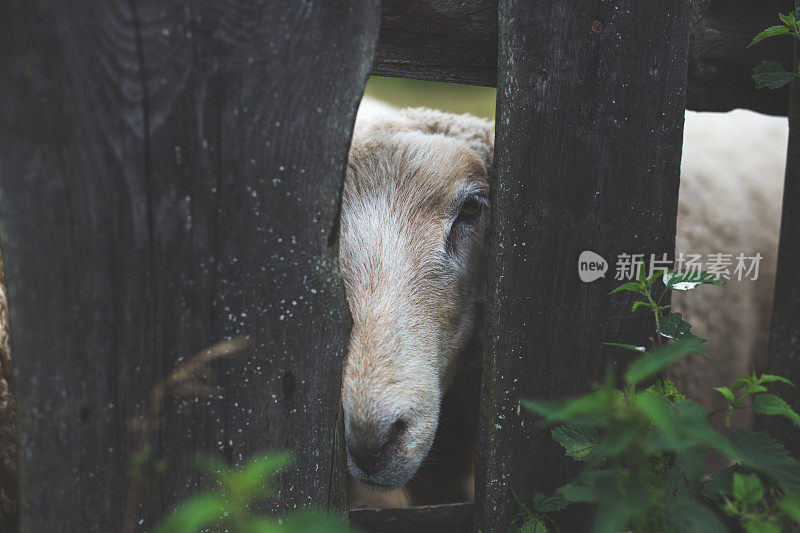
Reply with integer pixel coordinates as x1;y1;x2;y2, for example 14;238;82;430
647;290;662;346
707;405;749;419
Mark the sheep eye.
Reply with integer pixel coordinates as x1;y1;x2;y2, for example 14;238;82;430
456;197;482;222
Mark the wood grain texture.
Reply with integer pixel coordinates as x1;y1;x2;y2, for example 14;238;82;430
765;7;800;457
373;0;497;86
0;1;379;530
476;1;690;531
349;502;474;533
372;0;790;115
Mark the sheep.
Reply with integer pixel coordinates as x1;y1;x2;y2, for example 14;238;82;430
670;109;785;425
341;98;786;507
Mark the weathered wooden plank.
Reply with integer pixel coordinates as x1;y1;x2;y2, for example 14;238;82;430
349;502;474;533
476;1;690;531
0;1;379;530
373;0;497;86
765;6;800;457
372;0;790;116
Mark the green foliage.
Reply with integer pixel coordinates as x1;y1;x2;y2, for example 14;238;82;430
714;370;799;427
551;424;598;461
748;26;792;48
514;262;800;532
749;8;800;89
624;337;707;385
509;492;565;532
753;395;800;427
156;452;353;533
752;61;797;89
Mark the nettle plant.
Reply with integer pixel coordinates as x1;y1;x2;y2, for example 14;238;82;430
155;453;350;533
515;265;800;533
750;7;800;89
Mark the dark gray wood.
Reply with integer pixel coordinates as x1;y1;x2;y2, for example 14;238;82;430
476;1;690;531
373;0;497;86
765;5;800;457
0;1;379;530
349;502;474;533
372;0;790;116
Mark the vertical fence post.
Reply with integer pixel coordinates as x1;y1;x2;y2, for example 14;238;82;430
476;1;691;530
0;1;379;530
766;1;800;456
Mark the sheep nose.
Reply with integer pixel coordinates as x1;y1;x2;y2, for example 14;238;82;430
348;419;406;474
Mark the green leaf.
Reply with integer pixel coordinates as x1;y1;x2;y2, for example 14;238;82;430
745;384;769;395
663;270;723;291
559;470;624;505
728;430;800;494
631;300;651;313
778;492;800;523
593;482;650;533
779;11;798;31
752;60;795;89
733;473;764;505
552;424;598;461
752;394;800;426
225;452;293;501
591;422;639;460
646;378;686;402
732;378;751;393
709;466;740;496
665;496;727;533
676;447;708;484
743;521;782;533
560;469;651;533
521;389;622;426
646;269;665;289
714;387;734;401
660;312;696;341
625;337;707;385
155;494;227;533
636;395;731;455
701;481;722;501
609;282;643;295
532;492;569;512
510;515;550;533
758;374;795;387
747;25;792;48
602;342;646;353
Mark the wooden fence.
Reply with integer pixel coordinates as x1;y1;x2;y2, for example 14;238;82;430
0;1;797;532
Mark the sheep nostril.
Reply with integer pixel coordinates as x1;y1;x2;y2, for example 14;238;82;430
348;441;383;474
390;419;407;441
348;419;407;474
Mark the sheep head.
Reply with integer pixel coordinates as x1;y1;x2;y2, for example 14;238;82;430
339;106;494;488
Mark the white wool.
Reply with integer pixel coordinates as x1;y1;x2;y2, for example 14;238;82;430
671;109;786;421
356;97;395;124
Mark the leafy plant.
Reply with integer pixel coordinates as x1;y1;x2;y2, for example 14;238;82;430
749;7;800;89
156;452;353;533
124;338;351;533
516;266;800;533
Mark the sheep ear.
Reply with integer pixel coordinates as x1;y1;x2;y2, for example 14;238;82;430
400;108;495;174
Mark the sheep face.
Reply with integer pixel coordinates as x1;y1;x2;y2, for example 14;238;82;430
339;110;493;488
